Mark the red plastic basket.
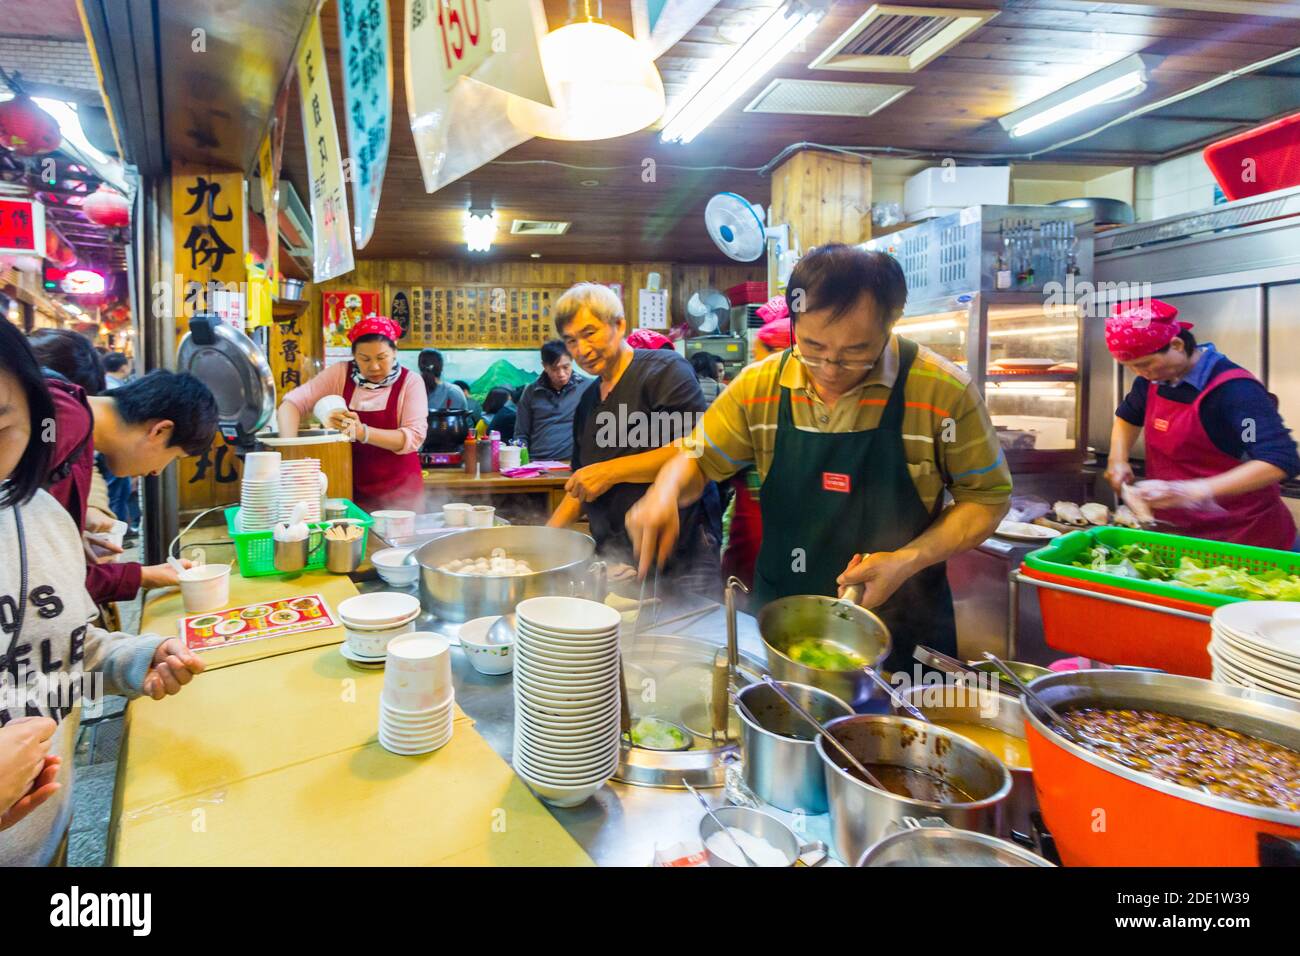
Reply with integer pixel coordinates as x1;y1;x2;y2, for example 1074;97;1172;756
1021;565;1213;678
724;281;768;306
1203;111;1300;201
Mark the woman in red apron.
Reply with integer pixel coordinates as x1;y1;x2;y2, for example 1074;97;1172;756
277;315;428;514
1104;299;1298;551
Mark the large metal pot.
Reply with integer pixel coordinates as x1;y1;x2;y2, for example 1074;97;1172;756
415;525;600;622
815;715;1012;865
423;408;472;454
756;595;891;708
1022;669;1300;867
735;681;853;813
892;684;1038;841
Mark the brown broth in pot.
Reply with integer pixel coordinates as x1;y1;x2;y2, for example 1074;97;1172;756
848;764;976;804
1064;707;1300;812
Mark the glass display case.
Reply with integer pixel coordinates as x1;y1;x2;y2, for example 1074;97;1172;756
894;293;1088;472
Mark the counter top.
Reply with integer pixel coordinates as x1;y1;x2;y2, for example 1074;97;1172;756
422;467;570;489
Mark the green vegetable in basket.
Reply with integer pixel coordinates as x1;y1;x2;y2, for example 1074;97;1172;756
1073;543;1300;600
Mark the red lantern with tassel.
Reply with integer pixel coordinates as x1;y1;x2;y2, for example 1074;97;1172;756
82;185;130;228
0;95;61;156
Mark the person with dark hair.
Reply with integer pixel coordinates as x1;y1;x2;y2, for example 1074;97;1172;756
277;315;428;512
547;283;721;599
0;318;203;865
418;347;468;413
515;338;583;460
102;352;132;388
452;379;484;426
28;328;106;396
483;386;517;443
44;367;220;604
626;244;1013;669
1105;299;1299;549
690;351;725;405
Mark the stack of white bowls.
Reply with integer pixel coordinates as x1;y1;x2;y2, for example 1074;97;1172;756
238;452;281;531
1210;601;1300;700
512;597;623;808
280;458;323;523
337;591;421;667
380;633;455;754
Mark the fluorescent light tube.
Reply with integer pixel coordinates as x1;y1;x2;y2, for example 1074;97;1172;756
999;54;1159;139
660;1;827;145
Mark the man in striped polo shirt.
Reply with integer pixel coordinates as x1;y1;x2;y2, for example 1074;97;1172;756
626;245;1012;669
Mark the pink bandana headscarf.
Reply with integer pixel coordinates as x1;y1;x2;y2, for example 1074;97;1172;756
1105;299;1193;361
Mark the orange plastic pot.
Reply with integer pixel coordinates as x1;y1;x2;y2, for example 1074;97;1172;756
1022;670;1300;867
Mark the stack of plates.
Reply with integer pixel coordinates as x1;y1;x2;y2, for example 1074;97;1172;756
512;596;623;808
1209;602;1300;700
238;478;279;532
279;458;323;523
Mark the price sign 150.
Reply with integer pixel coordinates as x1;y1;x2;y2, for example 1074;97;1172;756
437;0;485;69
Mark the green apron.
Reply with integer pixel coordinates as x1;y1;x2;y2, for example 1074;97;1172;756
752;339;958;672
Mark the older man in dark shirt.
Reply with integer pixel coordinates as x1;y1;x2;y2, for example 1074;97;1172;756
516;339;584;460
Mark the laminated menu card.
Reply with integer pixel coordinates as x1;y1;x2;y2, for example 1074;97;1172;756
180;595;337;652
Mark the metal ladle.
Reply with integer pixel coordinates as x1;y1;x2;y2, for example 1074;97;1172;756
682;778;756;868
980;652;1084;745
859;664;929;723
759;675;887;792
487;612;516;646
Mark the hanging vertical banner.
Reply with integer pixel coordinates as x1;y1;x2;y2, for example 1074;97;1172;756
337;0;393;250
296;13;354;281
257;76;291;288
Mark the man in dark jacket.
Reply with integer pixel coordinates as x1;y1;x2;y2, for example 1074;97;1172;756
46;370;219;604
515;339;583;461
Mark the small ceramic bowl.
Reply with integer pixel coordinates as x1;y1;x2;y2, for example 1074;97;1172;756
459;616;515;676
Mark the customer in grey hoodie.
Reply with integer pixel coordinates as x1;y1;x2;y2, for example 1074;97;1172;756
0;322;204;865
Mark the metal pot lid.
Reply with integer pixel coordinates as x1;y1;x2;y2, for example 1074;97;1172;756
857;818;1054;867
177;314;276;437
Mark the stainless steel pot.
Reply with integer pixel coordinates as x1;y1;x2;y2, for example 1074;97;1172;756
856;817;1054;867
416;525;601;622
698;805;827;867
892;685;1037;841
816;715;1012;865
735;681;853;813
756;595;891;708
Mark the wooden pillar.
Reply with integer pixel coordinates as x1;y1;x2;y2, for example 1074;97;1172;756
768;149;872;293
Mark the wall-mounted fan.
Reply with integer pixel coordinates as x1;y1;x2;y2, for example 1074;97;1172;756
685;288;731;334
704;191;790;263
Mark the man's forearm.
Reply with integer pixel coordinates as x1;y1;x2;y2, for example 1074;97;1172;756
891;500;1008;576
548;493;583;528
651;448;710;509
600;444;681;486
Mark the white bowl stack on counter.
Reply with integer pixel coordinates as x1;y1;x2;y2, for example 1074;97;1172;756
458;615;515;675
1209;601;1300;700
337;592;421;667
511;597;623;808
238;451;281;531
380;633;456;755
279;458;324;523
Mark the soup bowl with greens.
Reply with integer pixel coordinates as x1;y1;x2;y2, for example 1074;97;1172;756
757;594;892;709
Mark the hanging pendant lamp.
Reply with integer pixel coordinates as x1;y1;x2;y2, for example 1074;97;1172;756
508;0;664;142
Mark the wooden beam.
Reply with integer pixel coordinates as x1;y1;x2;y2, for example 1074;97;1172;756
1101;0;1300;18
769;148;873;254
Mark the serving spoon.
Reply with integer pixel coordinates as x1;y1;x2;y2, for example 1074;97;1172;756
759;675;887;791
683;779;756;867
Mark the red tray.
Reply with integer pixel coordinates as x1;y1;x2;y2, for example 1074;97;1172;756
1203;111;1300;201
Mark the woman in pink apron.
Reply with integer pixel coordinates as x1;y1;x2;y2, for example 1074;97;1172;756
277;315;428;514
1104;299;1299;551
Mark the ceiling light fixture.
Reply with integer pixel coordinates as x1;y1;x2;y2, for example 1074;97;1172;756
659;0;830;145
508;0;665;141
998;54;1160;139
463;208;498;252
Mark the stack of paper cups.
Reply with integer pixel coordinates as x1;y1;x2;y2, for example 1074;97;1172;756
379;633;455;755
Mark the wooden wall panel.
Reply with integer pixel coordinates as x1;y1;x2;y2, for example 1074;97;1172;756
769;151;873;254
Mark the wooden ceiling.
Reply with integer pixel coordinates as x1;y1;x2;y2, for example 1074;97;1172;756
279;0;1300;264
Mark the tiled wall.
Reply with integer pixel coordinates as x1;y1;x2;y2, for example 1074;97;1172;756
1135;152;1222;221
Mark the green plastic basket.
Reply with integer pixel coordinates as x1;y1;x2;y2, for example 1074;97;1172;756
1022;526;1300;608
224;499;373;578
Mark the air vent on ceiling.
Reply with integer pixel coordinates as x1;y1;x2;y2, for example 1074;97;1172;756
810;4;997;74
509;219;571;236
745;78;912;117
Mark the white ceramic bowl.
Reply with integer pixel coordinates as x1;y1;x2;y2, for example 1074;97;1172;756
371;548;419;588
466;505;495;528
338;591;421;628
442;502;472;526
344;614;417;658
373;509;416;539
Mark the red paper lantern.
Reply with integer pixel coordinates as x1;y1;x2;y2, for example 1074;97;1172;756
0;96;61;156
82;185;130;228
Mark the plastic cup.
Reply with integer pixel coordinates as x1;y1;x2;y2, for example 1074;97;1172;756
383;632;453;709
179;563;231;613
466;505;495;528
314;394;347;426
442;502;472;526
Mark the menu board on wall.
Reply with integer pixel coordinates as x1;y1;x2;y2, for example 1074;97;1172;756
385;282;559;348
